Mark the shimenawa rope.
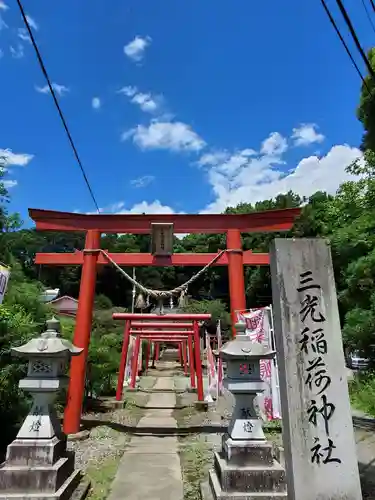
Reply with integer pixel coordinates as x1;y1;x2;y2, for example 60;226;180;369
83;248;227;301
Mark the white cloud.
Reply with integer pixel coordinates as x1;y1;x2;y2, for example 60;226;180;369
124;35;151;62
10;44;24;59
26;15;38;31
106;201;126;213
118;86;138;97
118;85;160;113
0;17;7;30
119;200;176;215
260;132;288;156
198;151;231;167
121;128;137;142
92;97;101;109
130;175;155;188
200;129;361;213
0;2;8;10
101;199;187;237
35;83;70;96
89;199;177;216
122;121;205;152
0;148;34;166
131;92;158;113
3;179;17;188
18;28;30;43
292;123;325;147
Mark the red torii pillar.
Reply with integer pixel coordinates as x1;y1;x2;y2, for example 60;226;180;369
227;229;246;337
116;320;131;401
64;230;100;435
188;334;196;389
130;336;141;388
178;343;183;366
182;340;188;375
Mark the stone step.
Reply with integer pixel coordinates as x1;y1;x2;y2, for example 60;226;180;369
222;436;274;466
142;388;182;393
214;453;286;493
0;456;74;493
130;424;226;435
203;470;287;500
0;470;88;500
6;437;66;466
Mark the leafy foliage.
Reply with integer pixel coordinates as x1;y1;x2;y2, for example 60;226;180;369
0;262;50;449
357;49;375;151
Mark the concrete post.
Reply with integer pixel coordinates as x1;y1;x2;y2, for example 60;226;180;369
270;238;362;500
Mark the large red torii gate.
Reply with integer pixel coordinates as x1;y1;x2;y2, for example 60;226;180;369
29;207;300;434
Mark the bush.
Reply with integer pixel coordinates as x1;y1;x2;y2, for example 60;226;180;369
0;267;50;451
94;294;113;311
86;308;127;397
349;372;375;416
181;298;231;339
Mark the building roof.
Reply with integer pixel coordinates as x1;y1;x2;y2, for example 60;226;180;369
49;295;78;304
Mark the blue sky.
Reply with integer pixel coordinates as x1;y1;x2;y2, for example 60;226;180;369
0;0;373;224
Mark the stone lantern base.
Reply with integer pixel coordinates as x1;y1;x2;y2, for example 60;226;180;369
0;435;89;500
201;434;287;500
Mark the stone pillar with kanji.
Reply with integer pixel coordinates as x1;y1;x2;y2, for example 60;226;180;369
201;323;286;499
0;317;89;500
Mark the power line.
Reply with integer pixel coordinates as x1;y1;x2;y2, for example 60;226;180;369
334;0;375;81
369;0;375;14
360;0;375;36
320;0;372;93
15;0;100;213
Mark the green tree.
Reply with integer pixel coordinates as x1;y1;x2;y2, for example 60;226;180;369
357;48;375;151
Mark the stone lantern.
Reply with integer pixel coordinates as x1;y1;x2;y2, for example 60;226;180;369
201;322;286;499
222;322;275;442
0;317;88;500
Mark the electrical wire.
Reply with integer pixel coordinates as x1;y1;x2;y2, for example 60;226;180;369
370;0;375;14
334;0;375;81
360;0;375;36
320;0;372;93
15;0;100;213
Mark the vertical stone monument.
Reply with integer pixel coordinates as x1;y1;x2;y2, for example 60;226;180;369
201;324;287;499
270;238;362;500
0;317;89;500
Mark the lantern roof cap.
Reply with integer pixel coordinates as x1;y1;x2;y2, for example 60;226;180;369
11;317;83;358
220;334;275;360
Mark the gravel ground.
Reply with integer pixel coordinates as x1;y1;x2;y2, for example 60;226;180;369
67;376;155;473
178;434;213;500
68;424;130;471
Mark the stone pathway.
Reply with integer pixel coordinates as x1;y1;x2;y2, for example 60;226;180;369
107;375;183;500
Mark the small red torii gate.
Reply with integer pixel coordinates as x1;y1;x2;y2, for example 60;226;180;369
113;313;210;402
28;207;300;434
